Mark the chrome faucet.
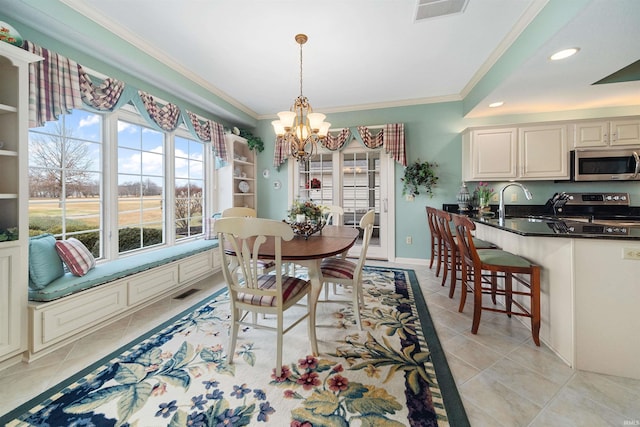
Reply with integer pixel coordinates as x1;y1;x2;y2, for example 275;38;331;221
498;182;533;224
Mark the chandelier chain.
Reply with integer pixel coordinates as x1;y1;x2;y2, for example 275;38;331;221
299;40;304;98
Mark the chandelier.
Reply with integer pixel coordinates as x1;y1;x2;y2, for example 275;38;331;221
271;34;331;161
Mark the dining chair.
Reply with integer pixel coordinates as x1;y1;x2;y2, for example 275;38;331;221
320;209;375;329
221;207;275;274
215;217;318;377
452;214;541;345
221;207;257;218
323;205;344;225
319;205;347;299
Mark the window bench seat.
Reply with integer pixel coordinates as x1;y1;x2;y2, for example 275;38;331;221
27;239;221;361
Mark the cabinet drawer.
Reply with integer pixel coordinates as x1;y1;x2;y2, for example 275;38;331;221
38;282;128;347
179;251;214;282
128;265;179;305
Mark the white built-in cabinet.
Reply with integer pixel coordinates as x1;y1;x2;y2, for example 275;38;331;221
463;123;568;181
215;134;257;212
0;42;41;366
570;118;640;148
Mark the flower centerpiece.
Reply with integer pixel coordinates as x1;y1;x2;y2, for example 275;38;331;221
286;200;326;238
474;182;494;215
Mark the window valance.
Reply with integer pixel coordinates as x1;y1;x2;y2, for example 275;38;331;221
273;123;406;167
22;41;228;162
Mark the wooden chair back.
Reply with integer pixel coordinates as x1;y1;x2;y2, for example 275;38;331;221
215;217;292;306
221;207;257;218
323;205;344;225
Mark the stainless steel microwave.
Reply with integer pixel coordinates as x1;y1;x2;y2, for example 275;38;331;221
571;148;640;181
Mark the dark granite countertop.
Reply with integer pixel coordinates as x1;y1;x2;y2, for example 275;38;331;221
473;216;640;240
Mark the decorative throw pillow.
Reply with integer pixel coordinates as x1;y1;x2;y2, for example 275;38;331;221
55;238;96;277
29;234;65;289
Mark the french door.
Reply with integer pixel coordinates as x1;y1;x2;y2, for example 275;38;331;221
289;139;394;260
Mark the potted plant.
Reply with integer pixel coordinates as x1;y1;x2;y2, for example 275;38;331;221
238;129;265;153
401;159;438;197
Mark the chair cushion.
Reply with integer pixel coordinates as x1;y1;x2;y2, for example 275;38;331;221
472;237;496;249
29;234;65;289
237;275;309;307
477;249;532;268
256;260;276;270
321;257;356;280
55;238;96;276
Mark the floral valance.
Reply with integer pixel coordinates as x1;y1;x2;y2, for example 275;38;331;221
274;123;406;168
22;41;228;162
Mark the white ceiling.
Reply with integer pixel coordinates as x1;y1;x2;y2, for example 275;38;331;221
2;0;640;124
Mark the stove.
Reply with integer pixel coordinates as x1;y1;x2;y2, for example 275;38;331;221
549;192;637;220
545;192;638;236
548;220;633;236
564;192;630;206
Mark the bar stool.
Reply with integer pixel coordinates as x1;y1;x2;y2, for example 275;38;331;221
435;210;497;298
452;214;541;346
425;206;443;277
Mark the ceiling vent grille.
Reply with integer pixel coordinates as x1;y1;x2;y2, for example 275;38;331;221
415;0;469;21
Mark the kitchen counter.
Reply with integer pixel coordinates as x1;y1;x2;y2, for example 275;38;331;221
472;222;640;380
474;216;640;240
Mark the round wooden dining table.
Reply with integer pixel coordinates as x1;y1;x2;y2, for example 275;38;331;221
223;224;360;350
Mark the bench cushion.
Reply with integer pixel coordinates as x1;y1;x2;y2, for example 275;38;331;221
29;239;218;302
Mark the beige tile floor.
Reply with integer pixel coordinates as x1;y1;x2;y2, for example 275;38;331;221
1;261;640;426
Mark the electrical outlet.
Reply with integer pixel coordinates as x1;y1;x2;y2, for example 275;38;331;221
623;248;640;260
491;193;498;202
406;236;412;245
511;193;518;202
405;194;414;202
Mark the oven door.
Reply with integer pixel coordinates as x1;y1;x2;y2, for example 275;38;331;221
572;149;640;181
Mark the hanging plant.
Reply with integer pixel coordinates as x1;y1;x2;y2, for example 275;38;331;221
401;159;438;197
238;129;265;153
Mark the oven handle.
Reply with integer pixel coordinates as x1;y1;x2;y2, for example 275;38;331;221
634;151;640;178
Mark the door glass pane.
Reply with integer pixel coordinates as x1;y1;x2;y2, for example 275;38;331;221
297;153;333;207
342;151;380;246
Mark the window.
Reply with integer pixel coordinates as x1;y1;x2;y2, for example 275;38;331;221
117;118;165;253
174;135;204;240
28;106;211;260
28;109;103;257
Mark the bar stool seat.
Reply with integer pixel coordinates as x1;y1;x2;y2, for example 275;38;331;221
453;214;541;346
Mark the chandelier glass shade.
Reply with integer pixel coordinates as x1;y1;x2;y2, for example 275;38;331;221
271;34;331;161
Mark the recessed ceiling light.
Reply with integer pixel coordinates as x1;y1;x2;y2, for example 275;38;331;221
489;101;504;108
550;48;580;61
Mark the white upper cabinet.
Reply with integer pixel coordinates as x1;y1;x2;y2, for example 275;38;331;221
519;124;568;179
463;124;568;181
572;118;640;148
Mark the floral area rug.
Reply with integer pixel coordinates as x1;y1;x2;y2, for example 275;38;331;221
1;266;469;426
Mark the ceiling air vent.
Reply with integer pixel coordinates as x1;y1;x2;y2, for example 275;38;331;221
415;0;469;21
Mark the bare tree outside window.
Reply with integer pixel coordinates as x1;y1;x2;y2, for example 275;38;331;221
29;123;97;199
